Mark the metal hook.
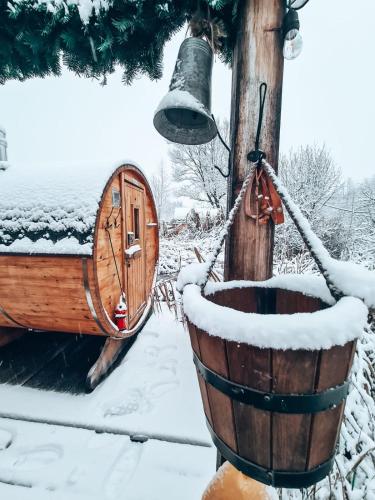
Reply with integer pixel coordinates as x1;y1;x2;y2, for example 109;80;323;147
247;82;268;164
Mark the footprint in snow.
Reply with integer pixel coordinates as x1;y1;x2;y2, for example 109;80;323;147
105;441;143;500
149;380;179;398
13;444;63;471
104;346;179;418
159;358;178;375
104;380;179;418
141;330;160;339
144;344;177;358
104;388;153;417
0;429;13;451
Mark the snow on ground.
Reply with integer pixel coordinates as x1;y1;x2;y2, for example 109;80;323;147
0;307;209;445
0;306;216;498
0;418;215;500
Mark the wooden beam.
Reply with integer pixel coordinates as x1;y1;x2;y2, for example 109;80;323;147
225;0;285;281
0;327;26;348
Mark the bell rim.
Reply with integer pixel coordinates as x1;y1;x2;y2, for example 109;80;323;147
153;107;218;146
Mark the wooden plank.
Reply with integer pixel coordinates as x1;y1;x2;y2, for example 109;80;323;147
94;175;124;324
187;323;213;425
0;255;107;335
214;286;271;467
276;289;323;314
227;341;272;468
121;171;128;307
308;341;356;469
272;349;318;471
196;328;237;452
0;332;75;386
208;288;258;313
124;182;147;323
271;289;321;471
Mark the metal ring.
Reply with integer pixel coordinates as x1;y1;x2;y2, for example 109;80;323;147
0;303;27;329
206;420;335;488
82;258;108;335
194;353;349;414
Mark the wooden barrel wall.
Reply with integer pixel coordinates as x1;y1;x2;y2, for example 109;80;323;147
187;287;356;488
0;164;158;337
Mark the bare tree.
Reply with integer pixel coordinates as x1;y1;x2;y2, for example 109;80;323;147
360;176;375;227
355;176;375;259
151;161;176;221
169;119;229;210
279;144;342;218
276;145;345;259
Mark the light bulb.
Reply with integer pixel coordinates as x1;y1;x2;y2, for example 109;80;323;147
283;29;303;60
289;0;310;9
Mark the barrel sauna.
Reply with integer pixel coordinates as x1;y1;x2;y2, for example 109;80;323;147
183;277;367;488
0;160;158;388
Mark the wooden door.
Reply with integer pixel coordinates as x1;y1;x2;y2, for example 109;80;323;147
124;180;146;325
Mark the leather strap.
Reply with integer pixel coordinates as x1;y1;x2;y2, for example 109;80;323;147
245;168;284;225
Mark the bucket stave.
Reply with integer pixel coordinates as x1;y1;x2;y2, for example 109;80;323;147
187;286;356;488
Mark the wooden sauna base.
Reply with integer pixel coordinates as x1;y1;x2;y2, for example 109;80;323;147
0;330;137;394
86;337;135;392
0;328;26;348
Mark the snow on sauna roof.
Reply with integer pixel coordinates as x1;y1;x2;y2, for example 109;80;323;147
0;159;141;256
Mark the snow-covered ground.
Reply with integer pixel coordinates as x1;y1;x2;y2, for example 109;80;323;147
0;307;216;499
0;419;215;500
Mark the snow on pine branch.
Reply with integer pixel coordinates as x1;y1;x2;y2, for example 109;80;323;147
11;0;233;25
9;0;112;24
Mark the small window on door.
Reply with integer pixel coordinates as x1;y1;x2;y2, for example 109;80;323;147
134;207;140;240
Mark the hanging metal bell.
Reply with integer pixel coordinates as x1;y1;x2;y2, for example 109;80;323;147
153;37;217;145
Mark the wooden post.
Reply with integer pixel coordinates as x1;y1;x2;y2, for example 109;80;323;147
225;0;285;281
216;0;285;489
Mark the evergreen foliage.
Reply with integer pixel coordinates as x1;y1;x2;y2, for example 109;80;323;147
0;0;238;84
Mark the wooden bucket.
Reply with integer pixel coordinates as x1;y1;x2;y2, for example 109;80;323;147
187;285;356;489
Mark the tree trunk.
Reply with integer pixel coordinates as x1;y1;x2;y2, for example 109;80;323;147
224;0;285;281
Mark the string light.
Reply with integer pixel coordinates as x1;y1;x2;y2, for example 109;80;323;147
283;0;310;60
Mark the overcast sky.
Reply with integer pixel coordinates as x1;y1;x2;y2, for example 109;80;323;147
1;0;374;181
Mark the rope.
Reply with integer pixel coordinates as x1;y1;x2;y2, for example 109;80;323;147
201;162;257;289
262;159;344;302
105;227;125;298
198;156;345;303
197;81;344;302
